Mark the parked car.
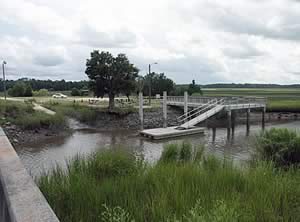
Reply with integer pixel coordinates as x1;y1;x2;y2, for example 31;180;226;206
52;93;68;99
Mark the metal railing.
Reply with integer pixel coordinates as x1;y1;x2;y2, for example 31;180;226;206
178;99;225;124
166;96;266;107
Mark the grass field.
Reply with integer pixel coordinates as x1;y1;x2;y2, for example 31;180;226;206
201;88;300;112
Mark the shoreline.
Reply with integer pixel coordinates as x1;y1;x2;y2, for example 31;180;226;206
4;109;300;147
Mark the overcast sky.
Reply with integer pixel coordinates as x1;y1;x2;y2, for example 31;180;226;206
1;0;300;84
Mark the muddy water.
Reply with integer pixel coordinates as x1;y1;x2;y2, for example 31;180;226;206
15;120;300;177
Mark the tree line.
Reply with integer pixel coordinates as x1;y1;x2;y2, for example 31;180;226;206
0;78;89;92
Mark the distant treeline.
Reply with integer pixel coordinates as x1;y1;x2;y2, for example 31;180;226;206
200;83;300;88
0;78;89;92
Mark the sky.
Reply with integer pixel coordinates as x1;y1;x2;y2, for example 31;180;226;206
1;0;300;84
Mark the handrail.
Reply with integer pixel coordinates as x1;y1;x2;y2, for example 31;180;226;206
178;99;225;123
177;99;217;121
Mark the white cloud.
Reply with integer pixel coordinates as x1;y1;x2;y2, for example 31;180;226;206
0;0;300;83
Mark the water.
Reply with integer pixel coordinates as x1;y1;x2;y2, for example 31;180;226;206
15;120;300;177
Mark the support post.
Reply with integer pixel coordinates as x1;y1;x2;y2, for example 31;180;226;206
212;128;216;143
139;92;144;131
163;91;167;128
262;107;266;130
246;108;250;133
184;91;188;118
227;110;232;139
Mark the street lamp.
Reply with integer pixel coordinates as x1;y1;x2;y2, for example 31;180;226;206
2;61;7;101
148;62;157;106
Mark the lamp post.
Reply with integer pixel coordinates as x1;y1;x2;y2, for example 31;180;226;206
2;61;7;101
148;62;157;106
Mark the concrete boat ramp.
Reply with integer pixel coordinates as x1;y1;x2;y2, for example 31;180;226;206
140;126;205;140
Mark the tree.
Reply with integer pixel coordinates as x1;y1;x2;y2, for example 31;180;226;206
24;84;33;97
85;51;139;111
143;73;175;96
71;88;81;96
8;82;26;97
187;80;202;96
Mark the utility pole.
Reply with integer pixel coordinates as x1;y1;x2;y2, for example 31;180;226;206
2;61;7;101
148;62;157;106
148;64;151;106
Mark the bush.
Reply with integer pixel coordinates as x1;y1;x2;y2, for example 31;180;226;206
71;88;81;96
255;128;300;168
24;84;33;97
33;89;49;97
8;82;25;97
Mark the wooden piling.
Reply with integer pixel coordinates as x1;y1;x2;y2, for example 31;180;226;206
163;91;167;128
139;92;144;131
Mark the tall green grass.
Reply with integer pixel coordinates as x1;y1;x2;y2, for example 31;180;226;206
44;101;137;124
0;100;66;130
38;143;300;222
255;128;300;168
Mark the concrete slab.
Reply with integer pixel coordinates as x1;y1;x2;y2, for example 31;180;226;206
140;126;204;140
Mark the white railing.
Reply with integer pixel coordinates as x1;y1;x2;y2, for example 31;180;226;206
166;96;266;107
178;99;225;124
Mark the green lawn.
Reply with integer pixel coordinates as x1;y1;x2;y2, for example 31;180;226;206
200;88;300;112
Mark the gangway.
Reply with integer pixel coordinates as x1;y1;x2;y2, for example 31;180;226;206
178;99;225;129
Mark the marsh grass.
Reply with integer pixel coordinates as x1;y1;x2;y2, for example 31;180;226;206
255;128;300;168
0;100;66;129
38;142;300;222
44;101;137;124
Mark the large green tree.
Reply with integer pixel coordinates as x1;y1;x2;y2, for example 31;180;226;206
143;73;175;96
85;51;139;111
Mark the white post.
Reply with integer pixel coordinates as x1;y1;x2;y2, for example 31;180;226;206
184;91;188;118
163;91;167;128
139;92;144;131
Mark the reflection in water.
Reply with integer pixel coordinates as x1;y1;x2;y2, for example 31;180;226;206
15;120;300;177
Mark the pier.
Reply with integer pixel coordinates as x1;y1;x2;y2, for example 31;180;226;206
140;92;266;139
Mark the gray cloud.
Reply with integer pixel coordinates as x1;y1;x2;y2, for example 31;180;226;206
78;24;137;48
33;54;65;67
1;0;300;84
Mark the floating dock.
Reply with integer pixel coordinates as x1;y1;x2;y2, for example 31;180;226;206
140;126;205;140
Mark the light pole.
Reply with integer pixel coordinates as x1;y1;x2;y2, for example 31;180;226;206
148;62;157;106
2;61;7;101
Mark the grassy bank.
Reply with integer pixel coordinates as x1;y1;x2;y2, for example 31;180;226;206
201;88;300;112
44;101;141;124
38;142;300;222
0;100;66;130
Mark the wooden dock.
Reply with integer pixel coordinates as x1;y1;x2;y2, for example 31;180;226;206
140;126;204;140
138;93;266;140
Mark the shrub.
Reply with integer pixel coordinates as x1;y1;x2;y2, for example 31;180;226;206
71;88;81;96
8;82;26;97
33;89;49;97
24;84;33;97
255;128;300;168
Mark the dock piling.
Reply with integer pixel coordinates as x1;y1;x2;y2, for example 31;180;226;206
184;91;188;119
139;92;144;130
163;91;167;128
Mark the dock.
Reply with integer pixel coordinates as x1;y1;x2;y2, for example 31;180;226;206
140;126;205;140
138;92;267;140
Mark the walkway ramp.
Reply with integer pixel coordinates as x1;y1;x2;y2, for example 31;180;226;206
179;99;225;129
